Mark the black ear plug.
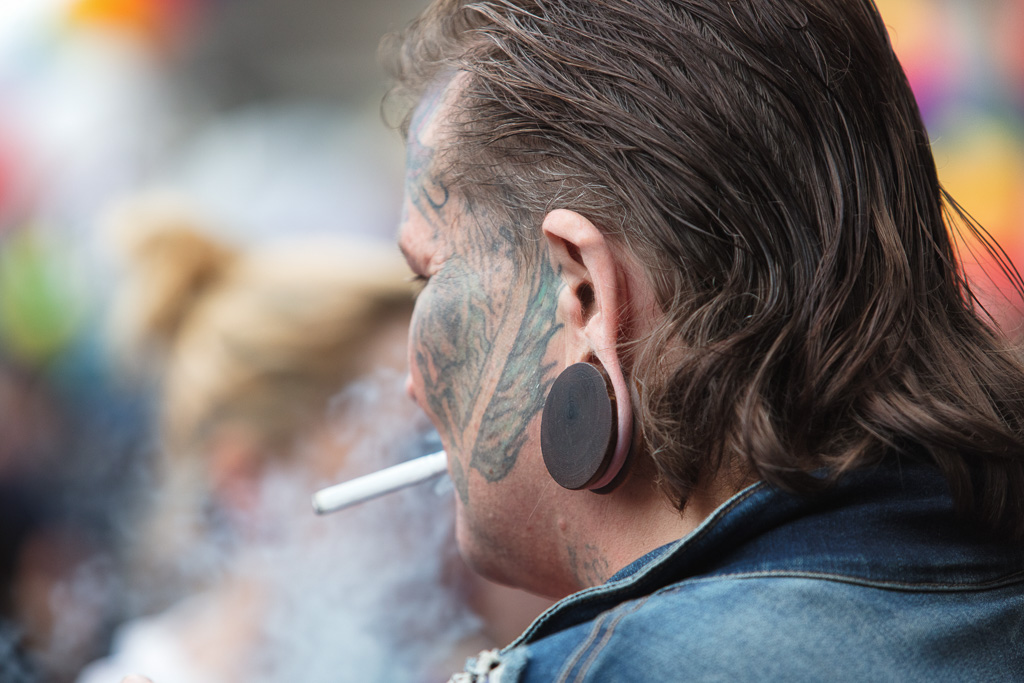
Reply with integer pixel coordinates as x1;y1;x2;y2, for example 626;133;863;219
540;362;618;490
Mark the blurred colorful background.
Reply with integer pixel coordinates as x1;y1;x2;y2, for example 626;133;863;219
0;0;1021;681
0;1;430;680
877;0;1024;329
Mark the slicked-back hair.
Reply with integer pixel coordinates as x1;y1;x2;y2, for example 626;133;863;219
385;0;1024;540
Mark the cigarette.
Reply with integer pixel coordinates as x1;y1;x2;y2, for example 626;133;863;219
312;450;449;515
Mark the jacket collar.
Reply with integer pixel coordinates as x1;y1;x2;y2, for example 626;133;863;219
512;461;1024;647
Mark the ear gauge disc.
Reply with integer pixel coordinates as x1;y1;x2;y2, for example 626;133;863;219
540;362;618;490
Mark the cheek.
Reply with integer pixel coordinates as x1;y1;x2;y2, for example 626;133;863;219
406;304;422;383
409;274;485;392
404;370;416;403
405;301;432;405
405;283;472;427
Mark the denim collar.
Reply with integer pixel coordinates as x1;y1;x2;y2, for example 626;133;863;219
510;461;1024;649
606;541;674;583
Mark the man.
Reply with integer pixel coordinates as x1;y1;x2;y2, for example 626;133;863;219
390;0;1024;680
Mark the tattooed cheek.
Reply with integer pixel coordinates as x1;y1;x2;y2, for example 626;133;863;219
425;288;466;341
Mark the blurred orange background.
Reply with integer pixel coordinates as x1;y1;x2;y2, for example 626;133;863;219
877;0;1024;330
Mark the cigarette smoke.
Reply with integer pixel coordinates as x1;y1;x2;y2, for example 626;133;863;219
245;369;481;681
74;368;482;683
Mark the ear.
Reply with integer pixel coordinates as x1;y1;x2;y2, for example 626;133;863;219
543;209;633;490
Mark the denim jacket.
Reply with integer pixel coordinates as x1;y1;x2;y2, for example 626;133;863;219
451;462;1024;682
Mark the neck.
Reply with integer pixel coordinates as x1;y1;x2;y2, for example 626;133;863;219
557;468;745;594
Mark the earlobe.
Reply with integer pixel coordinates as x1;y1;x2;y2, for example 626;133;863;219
541;210;634;492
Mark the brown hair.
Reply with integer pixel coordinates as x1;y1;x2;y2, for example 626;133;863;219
386;0;1024;539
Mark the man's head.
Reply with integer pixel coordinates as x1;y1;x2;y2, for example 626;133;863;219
398;77;658;595
393;0;1024;590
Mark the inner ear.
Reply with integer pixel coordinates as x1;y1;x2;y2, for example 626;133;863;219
577;282;596;323
566;242;584;266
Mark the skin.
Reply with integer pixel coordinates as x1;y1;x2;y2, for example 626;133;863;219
567;543;612;588
404;160;561;492
399;78;743;599
399;82;573;593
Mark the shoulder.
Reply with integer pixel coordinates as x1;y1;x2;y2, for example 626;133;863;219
465;575;1024;682
519;577;845;682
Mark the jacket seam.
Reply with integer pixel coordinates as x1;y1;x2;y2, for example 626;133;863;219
562;596;651;683
659;568;1024;594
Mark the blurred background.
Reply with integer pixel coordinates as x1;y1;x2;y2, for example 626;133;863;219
0;0;1021;681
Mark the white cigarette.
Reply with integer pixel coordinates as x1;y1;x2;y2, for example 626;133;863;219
312;450;449;515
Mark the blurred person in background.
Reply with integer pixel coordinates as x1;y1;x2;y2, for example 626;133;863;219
0;360;90;683
0;232;150;683
77;200;504;683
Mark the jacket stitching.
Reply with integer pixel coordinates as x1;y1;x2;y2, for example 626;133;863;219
570;597;651;683
551;609;612;683
658;568;1024;594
